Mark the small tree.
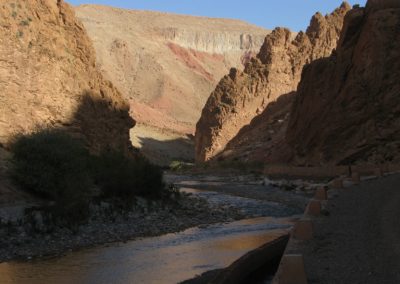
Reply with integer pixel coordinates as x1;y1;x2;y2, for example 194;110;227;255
10;130;92;225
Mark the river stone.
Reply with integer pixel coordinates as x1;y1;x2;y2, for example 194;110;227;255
32;211;46;232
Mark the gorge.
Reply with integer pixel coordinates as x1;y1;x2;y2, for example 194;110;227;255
75;5;270;165
1;0;400;283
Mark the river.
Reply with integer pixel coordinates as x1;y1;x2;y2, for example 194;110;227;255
0;176;302;284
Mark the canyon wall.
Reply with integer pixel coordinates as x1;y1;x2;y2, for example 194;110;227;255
0;0;134;153
195;3;351;162
286;0;400;165
75;5;269;165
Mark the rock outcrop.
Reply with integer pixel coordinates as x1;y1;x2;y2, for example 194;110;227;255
216;92;296;164
195;3;351;162
286;0;400;165
75;5;269;165
0;0;134;153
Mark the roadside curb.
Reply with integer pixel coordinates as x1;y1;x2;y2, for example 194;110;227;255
272;166;395;284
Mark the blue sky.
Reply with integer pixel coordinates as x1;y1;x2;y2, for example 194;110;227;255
66;0;367;32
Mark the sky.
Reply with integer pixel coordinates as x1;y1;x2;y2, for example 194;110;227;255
66;0;367;32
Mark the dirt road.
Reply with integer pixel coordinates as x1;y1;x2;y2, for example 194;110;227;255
303;174;400;283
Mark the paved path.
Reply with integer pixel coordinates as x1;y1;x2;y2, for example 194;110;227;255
302;174;400;283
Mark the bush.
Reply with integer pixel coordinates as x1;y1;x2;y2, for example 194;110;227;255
10;130;92;225
9;130;166;226
169;160;193;171
93;151;164;203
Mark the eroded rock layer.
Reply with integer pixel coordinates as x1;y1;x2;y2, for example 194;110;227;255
287;0;400;165
0;0;134;153
195;3;350;162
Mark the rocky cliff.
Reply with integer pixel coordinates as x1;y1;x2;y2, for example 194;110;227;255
195;3;351;162
286;0;400;165
216;92;296;164
75;5;269;165
0;0;134;153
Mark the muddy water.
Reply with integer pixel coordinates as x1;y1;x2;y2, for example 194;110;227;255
0;186;296;284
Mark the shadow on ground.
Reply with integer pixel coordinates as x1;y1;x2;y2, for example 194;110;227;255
135;135;195;167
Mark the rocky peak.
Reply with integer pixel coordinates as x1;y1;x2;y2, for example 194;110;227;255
256;28;292;65
195;3;351;163
366;0;400;10
286;0;400;165
305;2;351;60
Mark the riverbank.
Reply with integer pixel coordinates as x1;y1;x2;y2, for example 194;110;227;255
167;173;315;211
0;173;312;264
0;193;244;262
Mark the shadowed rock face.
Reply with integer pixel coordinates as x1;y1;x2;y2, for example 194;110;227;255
195;3;350;163
286;0;400;165
0;0;134;153
214;92;296;164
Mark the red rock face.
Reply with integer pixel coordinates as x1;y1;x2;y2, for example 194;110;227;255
286;0;400;165
167;42;223;82
195;3;350;163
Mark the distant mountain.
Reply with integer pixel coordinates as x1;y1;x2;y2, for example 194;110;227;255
75;5;270;165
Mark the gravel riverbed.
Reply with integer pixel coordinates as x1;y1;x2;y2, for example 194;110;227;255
0;193;244;262
0;174;313;263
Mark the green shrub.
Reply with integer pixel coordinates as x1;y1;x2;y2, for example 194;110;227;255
93;151;164;202
19;20;29;26
169;160;183;171
10;130;92;225
169;160;194;172
9;130;166;226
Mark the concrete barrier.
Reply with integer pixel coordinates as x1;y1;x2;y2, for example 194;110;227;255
263;164;400;180
331;178;343;189
263;165;349;179
292;219;313;240
350;165;390;176
272;254;308;284
374;168;383;177
352;172;360;184
314;187;327;200
387;164;400;173
305;200;321;216
267;162;400;284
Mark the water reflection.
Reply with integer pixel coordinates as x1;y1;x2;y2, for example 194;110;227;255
0;217;292;284
180;187;299;217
